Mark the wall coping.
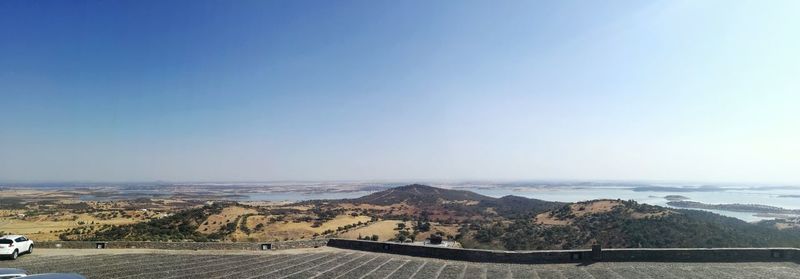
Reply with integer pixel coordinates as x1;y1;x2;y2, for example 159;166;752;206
36;239;800;263
477;248;800;253
326;239;800;264
331;238;800;253
36;239;328;250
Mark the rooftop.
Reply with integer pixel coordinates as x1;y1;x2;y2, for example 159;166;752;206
1;248;798;279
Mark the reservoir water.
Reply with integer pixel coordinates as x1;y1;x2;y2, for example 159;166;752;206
468;186;800;222
241;185;800;222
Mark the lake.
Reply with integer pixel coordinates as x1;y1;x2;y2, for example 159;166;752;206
470;186;800;222
241;185;800;222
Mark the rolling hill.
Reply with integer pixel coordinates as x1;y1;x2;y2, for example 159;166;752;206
468;199;800;250
347;184;494;206
342;184;564;219
82;184;800;251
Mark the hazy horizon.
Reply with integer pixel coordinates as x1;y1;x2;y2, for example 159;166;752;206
2;1;799;184
2;179;797;188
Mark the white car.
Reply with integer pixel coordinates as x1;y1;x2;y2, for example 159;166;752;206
20;274;85;279
0;268;28;279
0;269;85;279
0;235;33;260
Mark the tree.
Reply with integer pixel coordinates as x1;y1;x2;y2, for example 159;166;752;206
429;233;443;245
415;221;431;232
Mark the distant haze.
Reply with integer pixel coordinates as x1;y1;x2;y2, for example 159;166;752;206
1;1;799;184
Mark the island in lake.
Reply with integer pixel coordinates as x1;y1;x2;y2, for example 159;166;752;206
667;201;800;215
664;195;690;201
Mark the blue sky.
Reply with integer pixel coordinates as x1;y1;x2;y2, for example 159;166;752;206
1;0;799;183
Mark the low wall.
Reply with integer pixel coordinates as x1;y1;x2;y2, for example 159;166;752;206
327;239;800;264
36;239;328;251
36;238;800;263
601;248;799;262
327;239;590;264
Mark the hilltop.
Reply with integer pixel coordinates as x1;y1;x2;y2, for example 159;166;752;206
347;184;493;206
335;184;564;220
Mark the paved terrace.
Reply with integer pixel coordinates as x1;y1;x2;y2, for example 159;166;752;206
2;248;799;279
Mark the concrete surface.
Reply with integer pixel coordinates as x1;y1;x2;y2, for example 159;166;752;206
1;248;799;279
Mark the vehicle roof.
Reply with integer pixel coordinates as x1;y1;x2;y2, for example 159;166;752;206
0;268;28;275
0;235;25;239
19;274;86;279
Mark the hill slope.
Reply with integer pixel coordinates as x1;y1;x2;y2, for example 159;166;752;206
90;203;226;241
467;199;800;250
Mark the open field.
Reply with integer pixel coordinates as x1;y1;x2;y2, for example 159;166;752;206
339;220;411;240
196;206;258;233
337;220;459;242
0;213;146;241
232;215;373;241
2;248;799;279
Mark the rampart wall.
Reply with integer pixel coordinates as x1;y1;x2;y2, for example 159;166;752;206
37;238;800;263
36;239;327;250
326;239;800;264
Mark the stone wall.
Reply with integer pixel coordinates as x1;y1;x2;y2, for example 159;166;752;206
36;238;800;263
602;248;799;262
36;239;328;251
327;239;587;263
327;239;800;264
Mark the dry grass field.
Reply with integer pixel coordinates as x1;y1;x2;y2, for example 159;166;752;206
196;206;258;233
535;200;624;225
338;220;412;240
230;215;372;241
0;212;146;240
338;220;460;241
534;200;674;226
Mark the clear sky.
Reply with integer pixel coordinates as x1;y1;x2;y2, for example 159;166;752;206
1;0;798;184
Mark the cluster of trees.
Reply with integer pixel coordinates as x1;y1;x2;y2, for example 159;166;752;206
314;220;373;238
58;224;114;240
414;220;431;232
393;226;414;242
391;218;434;242
94;211;125;220
60;202;93;212
357;234;379;241
239;214;254;234
311;208;342;222
309;213;333;227
336;222;360;232
467;200;800;251
211;216;242;239
0;198;26;210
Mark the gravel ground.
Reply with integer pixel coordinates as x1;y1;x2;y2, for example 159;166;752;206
1;248;799;278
